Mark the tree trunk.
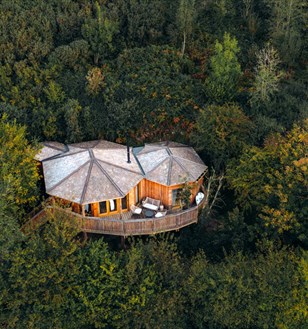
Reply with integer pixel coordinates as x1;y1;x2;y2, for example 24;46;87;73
181;31;186;58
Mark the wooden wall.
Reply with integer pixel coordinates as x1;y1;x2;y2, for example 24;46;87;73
139;176;204;208
67;176;204;216
140;179;170;207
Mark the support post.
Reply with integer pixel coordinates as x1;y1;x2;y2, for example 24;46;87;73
120;236;126;249
81;205;85;217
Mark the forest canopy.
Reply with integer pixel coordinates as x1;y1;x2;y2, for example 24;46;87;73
0;0;307;328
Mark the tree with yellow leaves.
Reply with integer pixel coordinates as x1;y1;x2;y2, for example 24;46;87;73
0;115;39;220
227;120;307;243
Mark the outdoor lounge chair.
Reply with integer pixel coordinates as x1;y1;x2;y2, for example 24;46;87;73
142;197;160;211
130;204;142;215
155;210;167;218
195;192;205;205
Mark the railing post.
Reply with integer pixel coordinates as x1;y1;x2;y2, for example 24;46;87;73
81;205;85;217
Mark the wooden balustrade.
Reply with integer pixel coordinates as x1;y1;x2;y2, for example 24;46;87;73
76;200;204;236
24;198;206;236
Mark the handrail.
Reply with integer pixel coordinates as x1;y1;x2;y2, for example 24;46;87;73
24;196;206;236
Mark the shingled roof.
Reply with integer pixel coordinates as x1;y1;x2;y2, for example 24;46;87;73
37;140;207;204
37;140;143;205
134;141;207;186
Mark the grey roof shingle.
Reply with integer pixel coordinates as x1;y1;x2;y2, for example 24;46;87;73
38;140;207;204
135;141;207;186
40;140;143;204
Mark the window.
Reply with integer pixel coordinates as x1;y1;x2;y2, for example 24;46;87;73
85;204;92;216
172;188;182;207
99;201;107;214
121;195;128;210
99;199;120;215
108;199;117;212
98;197;129;216
135;184;140;203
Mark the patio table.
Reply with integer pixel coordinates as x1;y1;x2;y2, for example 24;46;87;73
144;209;155;218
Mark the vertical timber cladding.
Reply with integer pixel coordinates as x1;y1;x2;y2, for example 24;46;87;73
72;202;81;214
140;176;204;208
128;185;136;208
191;176;204;201
91;202;99;217
142;179;175;207
168;176;204;207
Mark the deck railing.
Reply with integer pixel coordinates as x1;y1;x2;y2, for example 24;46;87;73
24;198;206;236
74;198;205;236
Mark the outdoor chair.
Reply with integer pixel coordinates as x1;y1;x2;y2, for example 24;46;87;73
155;210;167;218
142;197;161;211
130;204;142;216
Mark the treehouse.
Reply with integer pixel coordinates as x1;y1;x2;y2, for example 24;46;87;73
35;140;207;236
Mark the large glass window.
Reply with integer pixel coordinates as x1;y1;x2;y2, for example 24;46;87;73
135;184;140;203
99;201;107;214
99;199;119;214
85;204;92;216
121;195;128;210
99;198;130;215
172;189;182;207
108;199;117;212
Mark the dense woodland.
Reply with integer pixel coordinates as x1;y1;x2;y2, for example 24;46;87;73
0;0;307;328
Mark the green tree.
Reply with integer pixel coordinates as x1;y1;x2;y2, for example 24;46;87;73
250;44;284;105
0;197;23;259
0;115;39;218
48;40;90;72
265;0;306;66
118;238;186;329
63;99;83;143
0;60;65;140
186;243;306;329
176;0;196;57
205;33;241;103
110;0;167;47
227;121;308;243
105;45;201;142
70;239;126;328
81;1;118;65
253;76;308;129
191;103;255;169
178;181;193;209
0;1;54;65
0;210;81;328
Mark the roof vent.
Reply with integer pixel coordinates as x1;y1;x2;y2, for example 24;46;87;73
126;134;131;164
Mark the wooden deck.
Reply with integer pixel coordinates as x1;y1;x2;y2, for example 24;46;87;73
23;198;206;236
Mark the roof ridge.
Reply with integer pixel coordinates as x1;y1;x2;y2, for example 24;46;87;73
80;160;94;204
166;146;172;156
91;140;101;148
172;156;192;181
138;146;166;155
43;142;67;152
42;149;87;162
167;157;173;185
145;155;169;175
89;149;94;159
172;155;205;166
132;149;145;175
47;160;91;193
94;159;125;197
96;158;143;175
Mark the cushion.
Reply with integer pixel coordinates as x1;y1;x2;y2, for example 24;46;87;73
143;203;158;211
195;192;205;205
155;211;167;218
